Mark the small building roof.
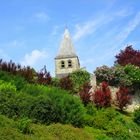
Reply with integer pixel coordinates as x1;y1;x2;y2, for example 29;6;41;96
55;28;77;59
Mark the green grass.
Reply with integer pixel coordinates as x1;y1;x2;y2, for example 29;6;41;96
0;115;94;140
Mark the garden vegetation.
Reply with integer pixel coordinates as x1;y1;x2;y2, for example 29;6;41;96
0;45;140;139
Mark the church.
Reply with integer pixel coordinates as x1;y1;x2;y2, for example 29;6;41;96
55;28;80;78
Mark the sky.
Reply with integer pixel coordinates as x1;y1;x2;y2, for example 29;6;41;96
0;0;140;76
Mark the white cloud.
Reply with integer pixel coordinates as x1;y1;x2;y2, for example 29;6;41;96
73;14;114;41
73;19;102;41
34;12;49;22
21;50;48;66
116;12;140;42
114;9;133;17
92;12;140;66
73;8;134;42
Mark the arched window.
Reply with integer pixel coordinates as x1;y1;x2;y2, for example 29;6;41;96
61;60;65;68
68;60;72;67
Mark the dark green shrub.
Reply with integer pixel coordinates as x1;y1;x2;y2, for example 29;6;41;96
0;70;27;90
86;103;97;116
59;95;85;127
134;108;140;125
70;69;90;93
124;64;140;89
21;84;46;96
0;91;32;119
0;83;86;127
17;118;33;134
21;84;68;96
51;77;60;87
0;91;19;118
28;95;59;124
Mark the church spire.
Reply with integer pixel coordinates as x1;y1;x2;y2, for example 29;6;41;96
56;28;77;58
55;28;80;78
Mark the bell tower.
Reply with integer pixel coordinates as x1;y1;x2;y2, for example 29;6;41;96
55;28;80;78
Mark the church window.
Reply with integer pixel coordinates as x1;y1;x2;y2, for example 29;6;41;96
61;61;65;68
68;60;72;67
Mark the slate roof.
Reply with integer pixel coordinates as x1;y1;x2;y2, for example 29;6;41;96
55;28;77;59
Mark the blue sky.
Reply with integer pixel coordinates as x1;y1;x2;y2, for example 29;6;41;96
0;0;140;76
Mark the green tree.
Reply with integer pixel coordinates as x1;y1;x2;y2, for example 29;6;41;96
70;69;90;93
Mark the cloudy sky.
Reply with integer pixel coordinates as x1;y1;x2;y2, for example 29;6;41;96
0;0;140;76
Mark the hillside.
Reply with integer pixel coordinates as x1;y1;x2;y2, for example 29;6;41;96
0;115;94;140
0;64;140;139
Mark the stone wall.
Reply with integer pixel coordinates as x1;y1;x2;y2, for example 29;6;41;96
90;74;140;112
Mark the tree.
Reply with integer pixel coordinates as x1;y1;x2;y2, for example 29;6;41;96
115;45;140;67
116;86;131;111
93;82;111;108
70;69;90;93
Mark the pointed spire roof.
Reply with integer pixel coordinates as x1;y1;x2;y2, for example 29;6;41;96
56;28;77;59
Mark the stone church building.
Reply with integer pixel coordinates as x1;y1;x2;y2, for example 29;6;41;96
55;28;80;78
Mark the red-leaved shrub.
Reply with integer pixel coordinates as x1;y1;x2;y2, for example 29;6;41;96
59;76;73;91
116;86;131;110
37;65;52;85
0;59;35;83
93;82;111;108
79;82;91;106
115;45;140;67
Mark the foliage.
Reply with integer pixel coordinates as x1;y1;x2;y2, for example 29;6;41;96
47;123;93;140
0;91;28;118
116;86;131;111
85;103;97;116
93;82;111;108
0;83;86;127
29;95;59;124
88;108;140;139
0;70;27;90
79;82;91;105
51;77;60;87
115;45;140;67
94;65;131;87
85;126;112;140
0;80;16;93
21;83;68;96
70;69;90;93
37;65;52;85
0;115;94;140
58;94;85;127
17;118;33;134
134;107;140;125
124;64;140;89
91;108;118;130
59;76;73;91
0;59;36;83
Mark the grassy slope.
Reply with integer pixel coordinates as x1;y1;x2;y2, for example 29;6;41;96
0;115;94;140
